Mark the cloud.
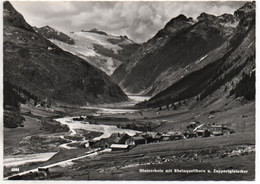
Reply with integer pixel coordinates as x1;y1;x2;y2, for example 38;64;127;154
11;1;246;43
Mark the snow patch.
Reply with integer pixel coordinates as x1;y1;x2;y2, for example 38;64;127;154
48;31;128;75
220;20;239;28
77;49;97;57
195;55;208;64
247;41;254;48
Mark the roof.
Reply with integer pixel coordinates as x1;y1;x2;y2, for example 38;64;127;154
167;131;182;136
142;134;152;138
110;144;129;149
114;133;130;143
161;134;170;137
190;121;200;124
153;135;161;139
211;125;223;128
196;129;206;133
132;136;146;141
147;132;161;136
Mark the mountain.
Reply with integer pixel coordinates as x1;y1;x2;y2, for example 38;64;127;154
139;1;255;108
112;9;242;95
34;25;75;45
3;1;128;107
46;28;140;75
3;1;34;32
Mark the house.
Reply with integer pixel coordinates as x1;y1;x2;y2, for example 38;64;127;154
85;142;90;148
89;140;98;147
187;121;200;129
183;131;197;139
89;133;136;149
160;134;171;141
89;139;110;149
110;144;129;151
169;134;182;140
195;129;210;137
142;132;161;143
132;135;147;145
38;167;49;173
152;134;162;143
210;124;223;132
161;120;168;123
160;133;182;141
125;135;147;145
142;133;154;143
114;133;131;144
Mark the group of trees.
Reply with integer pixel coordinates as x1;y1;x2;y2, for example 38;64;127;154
157;100;185;111
146;46;255;108
4;80;49;109
4;81;24;109
230;70;255;100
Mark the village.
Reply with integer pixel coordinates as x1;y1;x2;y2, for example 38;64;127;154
85;119;236;151
5;115;238;180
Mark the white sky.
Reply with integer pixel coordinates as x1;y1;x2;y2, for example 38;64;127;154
11;1;247;43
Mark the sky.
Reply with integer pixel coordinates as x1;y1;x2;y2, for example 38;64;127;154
11;1;247;43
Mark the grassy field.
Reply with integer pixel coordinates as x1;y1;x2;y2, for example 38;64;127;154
27;131;254;180
37;132;254;180
4;115;43;150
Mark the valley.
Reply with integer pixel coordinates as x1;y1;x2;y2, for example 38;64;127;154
3;0;256;181
4;94;255;180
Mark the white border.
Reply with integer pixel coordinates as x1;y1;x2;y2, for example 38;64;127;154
0;0;258;184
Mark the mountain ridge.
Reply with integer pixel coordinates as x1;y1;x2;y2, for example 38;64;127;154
138;1;255;108
3;1;128;106
34;25;75;45
112;1;255;98
112;11;234;95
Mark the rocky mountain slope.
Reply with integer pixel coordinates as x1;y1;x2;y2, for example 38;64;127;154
112;6;246;96
45;28;140;75
3;1;128;107
34;26;75;45
139;1;255;108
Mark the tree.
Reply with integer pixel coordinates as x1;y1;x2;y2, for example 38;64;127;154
166;104;170;110
172;104;177;110
196;96;200;101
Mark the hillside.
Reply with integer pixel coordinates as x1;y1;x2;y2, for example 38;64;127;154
139;1;255;108
3;1;128;107
47;28;140;75
112;6;249;96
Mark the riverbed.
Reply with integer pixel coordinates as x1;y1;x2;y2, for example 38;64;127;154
4;95;151;176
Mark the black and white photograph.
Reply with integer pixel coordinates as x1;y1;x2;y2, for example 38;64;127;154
2;0;256;181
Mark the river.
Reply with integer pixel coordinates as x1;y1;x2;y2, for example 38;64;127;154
4;95;151;168
4;95;151;178
55;95;151;148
